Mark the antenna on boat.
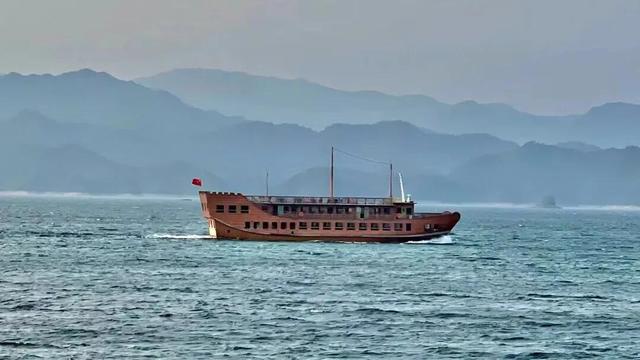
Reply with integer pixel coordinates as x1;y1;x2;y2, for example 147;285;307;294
265;169;269;197
329;146;334;198
398;172;405;202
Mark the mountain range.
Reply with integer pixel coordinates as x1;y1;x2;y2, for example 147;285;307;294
137;68;640;148
0;69;240;136
1;68;640;205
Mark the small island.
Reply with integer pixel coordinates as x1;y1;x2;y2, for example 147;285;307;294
537;195;561;209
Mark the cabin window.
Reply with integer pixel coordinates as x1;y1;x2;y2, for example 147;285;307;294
336;207;345;214
283;206;290;213
383;208;390;215
323;222;331;230
261;205;269;212
216;205;224;213
271;222;278;229
347;223;355;231
383;223;391;231
299;222;308;230
319;207;326;214
291;206;298;213
241;205;249;214
290;222;296;230
425;224;432;230
371;223;380;231
406;208;413;215
309;207;317;214
311;222;320;230
228;205;237;213
335;222;344;230
327;207;334;214
253;222;260;229
396;207;402;213
244;222;250;229
406;223;412;231
394;223;403;231
359;223;367;231
280;222;287;229
262;222;269;229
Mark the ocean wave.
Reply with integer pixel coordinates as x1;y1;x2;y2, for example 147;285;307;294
417;201;640;211
564;205;640;211
146;233;212;240
405;235;454;245
0;191;197;201
416;201;533;209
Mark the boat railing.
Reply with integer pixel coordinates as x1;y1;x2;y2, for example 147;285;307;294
411;212;451;218
245;195;397;205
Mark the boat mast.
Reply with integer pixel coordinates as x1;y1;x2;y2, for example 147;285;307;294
329;146;334;198
399;172;405;202
389;163;393;199
265;169;269;197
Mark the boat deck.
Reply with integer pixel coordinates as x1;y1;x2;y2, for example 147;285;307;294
244;194;409;206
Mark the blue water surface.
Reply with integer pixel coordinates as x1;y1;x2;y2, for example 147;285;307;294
0;196;639;359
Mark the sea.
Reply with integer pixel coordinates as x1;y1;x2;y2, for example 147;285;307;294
0;195;638;359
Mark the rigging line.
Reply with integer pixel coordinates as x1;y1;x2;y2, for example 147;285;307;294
333;147;390;165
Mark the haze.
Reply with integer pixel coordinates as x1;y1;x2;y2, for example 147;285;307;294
1;0;639;115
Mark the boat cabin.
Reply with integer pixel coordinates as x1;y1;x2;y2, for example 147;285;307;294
244;195;414;219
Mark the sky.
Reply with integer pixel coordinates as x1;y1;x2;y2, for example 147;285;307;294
1;0;639;115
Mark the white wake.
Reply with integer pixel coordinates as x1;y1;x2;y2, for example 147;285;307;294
405;235;454;245
146;233;212;240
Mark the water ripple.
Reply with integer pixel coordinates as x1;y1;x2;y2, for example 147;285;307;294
0;197;639;358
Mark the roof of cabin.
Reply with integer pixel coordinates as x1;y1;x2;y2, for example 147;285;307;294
245;195;412;206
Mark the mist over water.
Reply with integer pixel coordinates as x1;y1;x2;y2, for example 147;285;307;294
1;196;639;358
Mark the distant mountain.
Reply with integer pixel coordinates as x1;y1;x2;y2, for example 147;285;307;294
0;111;516;195
2;68;639;204
449;142;640;204
274;167;390;197
555;141;601;152
278;142;640;205
6;103;638;204
137;68;640;147
0;69;241;136
275;167;471;202
185;120;518;191
568;102;640;147
0;110;194;168
0;142;225;194
318;121;517;175
137;68;445;129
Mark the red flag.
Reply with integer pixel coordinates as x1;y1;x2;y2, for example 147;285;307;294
192;178;202;187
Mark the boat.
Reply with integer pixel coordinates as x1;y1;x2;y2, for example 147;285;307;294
196;148;461;243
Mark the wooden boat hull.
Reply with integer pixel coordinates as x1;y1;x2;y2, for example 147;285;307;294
198;191;460;243
210;218;455;243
